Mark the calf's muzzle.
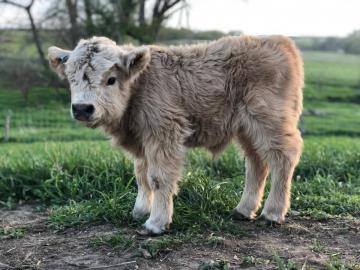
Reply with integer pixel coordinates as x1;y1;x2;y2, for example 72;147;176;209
72;104;95;121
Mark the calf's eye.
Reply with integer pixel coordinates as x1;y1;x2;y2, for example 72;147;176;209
107;77;116;86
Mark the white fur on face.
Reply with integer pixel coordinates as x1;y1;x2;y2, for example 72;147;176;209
71;91;97;104
63;37;130;125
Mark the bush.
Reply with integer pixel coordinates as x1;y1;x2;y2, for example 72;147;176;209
344;30;360;54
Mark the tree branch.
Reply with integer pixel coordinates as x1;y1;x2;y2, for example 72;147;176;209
25;0;34;10
0;0;26;9
0;0;47;70
152;0;183;19
166;0;182;11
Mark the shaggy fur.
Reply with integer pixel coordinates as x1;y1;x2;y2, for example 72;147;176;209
48;35;304;234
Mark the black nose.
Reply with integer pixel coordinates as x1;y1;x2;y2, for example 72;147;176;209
72;104;94;121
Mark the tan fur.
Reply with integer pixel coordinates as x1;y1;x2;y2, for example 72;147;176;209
48;35;304;234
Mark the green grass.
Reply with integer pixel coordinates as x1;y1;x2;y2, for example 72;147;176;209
0;138;359;233
0;88;106;142
303;51;360;86
303;102;360;136
0;87;69;109
304;84;360;103
305;60;360;86
326;255;360;270
91;232;136;251
6;127;105;143
272;251;301;270
0;29;58;59
0;227;25;239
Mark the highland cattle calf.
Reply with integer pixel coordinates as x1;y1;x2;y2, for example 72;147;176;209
48;35;303;235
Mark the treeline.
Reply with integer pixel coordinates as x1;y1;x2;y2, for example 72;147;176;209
157;28;360;55
294;31;360;54
157;27;242;42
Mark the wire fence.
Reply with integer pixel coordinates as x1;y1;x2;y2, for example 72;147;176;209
1;107;81;143
1;108;76;129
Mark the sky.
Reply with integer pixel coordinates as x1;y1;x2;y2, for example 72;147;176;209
167;0;360;37
1;0;360;37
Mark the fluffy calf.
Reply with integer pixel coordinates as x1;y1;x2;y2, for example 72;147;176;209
48;35;304;235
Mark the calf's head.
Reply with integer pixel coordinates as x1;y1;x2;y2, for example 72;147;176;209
48;37;150;127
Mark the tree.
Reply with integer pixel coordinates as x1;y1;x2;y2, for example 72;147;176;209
49;0;187;44
130;0;187;43
344;30;360;55
0;0;48;69
65;0;79;47
83;0;95;36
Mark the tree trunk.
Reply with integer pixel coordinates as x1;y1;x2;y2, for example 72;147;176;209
66;0;79;47
112;0;136;42
84;0;95;36
25;5;47;70
147;0;183;43
4;110;12;142
139;0;145;26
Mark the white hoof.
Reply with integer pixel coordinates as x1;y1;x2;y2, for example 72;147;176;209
143;219;167;235
234;205;257;220
260;210;285;224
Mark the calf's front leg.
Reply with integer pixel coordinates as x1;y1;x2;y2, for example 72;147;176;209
132;158;153;219
141;145;185;235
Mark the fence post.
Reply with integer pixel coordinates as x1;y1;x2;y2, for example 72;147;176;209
299;114;305;134
4;110;12;142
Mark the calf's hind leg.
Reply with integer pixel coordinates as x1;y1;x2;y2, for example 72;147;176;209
261;132;302;224
233;135;269;220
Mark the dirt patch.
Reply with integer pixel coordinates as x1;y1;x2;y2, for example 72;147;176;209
1;205;359;269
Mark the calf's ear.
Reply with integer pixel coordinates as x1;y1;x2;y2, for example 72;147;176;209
121;47;150;77
48;46;71;79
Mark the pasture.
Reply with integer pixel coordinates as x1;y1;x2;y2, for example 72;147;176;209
0;51;360;269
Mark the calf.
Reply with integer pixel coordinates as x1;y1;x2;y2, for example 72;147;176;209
48;35;304;235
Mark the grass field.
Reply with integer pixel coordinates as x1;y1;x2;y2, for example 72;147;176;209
1;50;360;269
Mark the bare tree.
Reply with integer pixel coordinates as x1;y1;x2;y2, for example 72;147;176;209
38;0;186;46
138;0;145;26
128;0;187;43
148;0;186;41
0;0;48;69
65;0;79;47
83;0;95;36
61;0;186;44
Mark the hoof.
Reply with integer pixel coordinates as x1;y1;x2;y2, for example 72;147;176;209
137;219;169;236
136;226;165;236
231;209;253;221
256;215;284;227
